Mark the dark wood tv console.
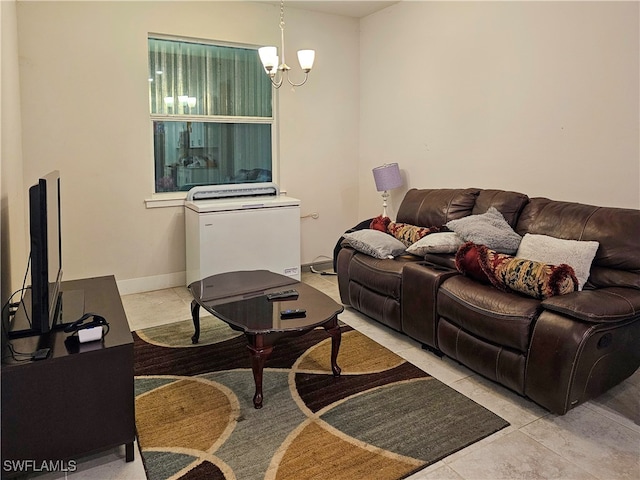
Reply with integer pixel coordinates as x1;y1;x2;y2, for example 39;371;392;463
1;275;135;478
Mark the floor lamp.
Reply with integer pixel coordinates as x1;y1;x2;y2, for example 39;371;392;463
372;163;403;218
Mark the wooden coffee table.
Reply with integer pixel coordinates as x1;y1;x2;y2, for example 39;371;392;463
188;270;344;409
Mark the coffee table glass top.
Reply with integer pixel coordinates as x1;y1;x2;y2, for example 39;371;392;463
188;270;344;334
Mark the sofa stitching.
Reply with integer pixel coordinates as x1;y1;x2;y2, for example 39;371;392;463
578;207;600;241
564;324;597;411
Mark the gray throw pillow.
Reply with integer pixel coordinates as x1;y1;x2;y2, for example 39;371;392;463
446;207;521;254
406;232;464;255
343;230;406;259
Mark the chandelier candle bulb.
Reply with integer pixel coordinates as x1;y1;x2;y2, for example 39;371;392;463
297;50;316;72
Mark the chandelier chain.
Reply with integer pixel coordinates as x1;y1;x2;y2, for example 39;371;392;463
279;0;285;30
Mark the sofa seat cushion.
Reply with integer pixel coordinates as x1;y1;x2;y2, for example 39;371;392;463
438;275;541;352
349;253;421;299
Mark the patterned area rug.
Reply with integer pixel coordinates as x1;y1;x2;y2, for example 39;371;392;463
134;315;509;480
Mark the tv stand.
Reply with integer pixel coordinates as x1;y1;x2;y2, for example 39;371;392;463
1;276;135;478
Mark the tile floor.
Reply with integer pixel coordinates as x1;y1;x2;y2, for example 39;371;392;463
36;270;639;480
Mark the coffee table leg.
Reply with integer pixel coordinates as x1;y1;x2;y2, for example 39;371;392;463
191;300;200;344
247;335;273;409
324;317;342;377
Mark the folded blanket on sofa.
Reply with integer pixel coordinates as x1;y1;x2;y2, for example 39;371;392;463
455;242;579;299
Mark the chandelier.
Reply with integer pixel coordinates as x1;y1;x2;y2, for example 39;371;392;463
258;0;315;89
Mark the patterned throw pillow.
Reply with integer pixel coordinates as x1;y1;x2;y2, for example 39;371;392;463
370;215;391;232
387;222;448;247
455;242;491;284
455;242;579;299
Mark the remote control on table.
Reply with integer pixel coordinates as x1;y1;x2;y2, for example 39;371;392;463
266;289;299;301
280;308;306;319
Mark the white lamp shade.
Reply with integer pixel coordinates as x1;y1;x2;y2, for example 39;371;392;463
372;163;403;192
258;46;278;70
297;49;316;71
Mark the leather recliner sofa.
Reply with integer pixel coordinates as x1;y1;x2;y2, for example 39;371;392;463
336;188;640;415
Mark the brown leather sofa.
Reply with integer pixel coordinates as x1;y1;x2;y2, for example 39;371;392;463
336;188;640;414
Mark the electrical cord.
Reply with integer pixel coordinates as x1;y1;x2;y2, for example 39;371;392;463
1;287;35;362
1;255;37;361
309;255;338;276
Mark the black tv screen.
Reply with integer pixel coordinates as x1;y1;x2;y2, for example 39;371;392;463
29;170;63;334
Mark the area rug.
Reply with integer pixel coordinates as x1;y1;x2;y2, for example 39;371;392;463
133;315;509;480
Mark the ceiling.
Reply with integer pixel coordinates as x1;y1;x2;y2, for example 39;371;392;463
273;1;399;19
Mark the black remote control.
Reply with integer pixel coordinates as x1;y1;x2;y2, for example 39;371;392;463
267;289;298;301
280;308;306;319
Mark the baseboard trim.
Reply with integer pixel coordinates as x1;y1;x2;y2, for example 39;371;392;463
117;262;335;295
117;271;186;295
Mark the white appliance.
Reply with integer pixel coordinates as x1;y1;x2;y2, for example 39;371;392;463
184;182;301;286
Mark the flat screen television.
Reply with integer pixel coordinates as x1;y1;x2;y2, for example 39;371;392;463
28;170;63;335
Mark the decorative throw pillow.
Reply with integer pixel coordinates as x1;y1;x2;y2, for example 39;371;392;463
455;242;579;299
407;232;465;256
446;207;522;254
370;215;391;232
387;222;448;247
516;233;599;290
454;242;491;284
342;230;406;259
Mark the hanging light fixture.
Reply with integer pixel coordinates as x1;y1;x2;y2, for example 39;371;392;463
258;0;315;89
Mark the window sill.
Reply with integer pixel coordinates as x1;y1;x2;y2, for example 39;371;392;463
145;193;186;209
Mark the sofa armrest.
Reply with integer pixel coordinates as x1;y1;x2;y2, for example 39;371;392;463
402;262;458;348
332;218;373;272
526;309;640;414
541;287;640;324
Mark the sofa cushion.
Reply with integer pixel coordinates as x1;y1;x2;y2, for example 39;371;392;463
349;254;420;299
515;198;640;289
438;275;541;353
516;233;598;290
397;188;480;227
342;230;406;259
472;189;529;227
406;232;464;255
446;207;522;254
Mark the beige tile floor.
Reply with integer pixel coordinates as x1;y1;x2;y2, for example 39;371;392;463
35;270;640;480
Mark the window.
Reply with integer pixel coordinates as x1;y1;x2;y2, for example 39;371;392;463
148;37;274;193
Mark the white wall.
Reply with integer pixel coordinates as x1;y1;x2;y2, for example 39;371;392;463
14;1;359;293
1;0;28;302
360;1;640;221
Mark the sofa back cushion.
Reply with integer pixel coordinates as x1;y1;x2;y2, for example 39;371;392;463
397;188;479;227
516;198;640;289
472;189;529;227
